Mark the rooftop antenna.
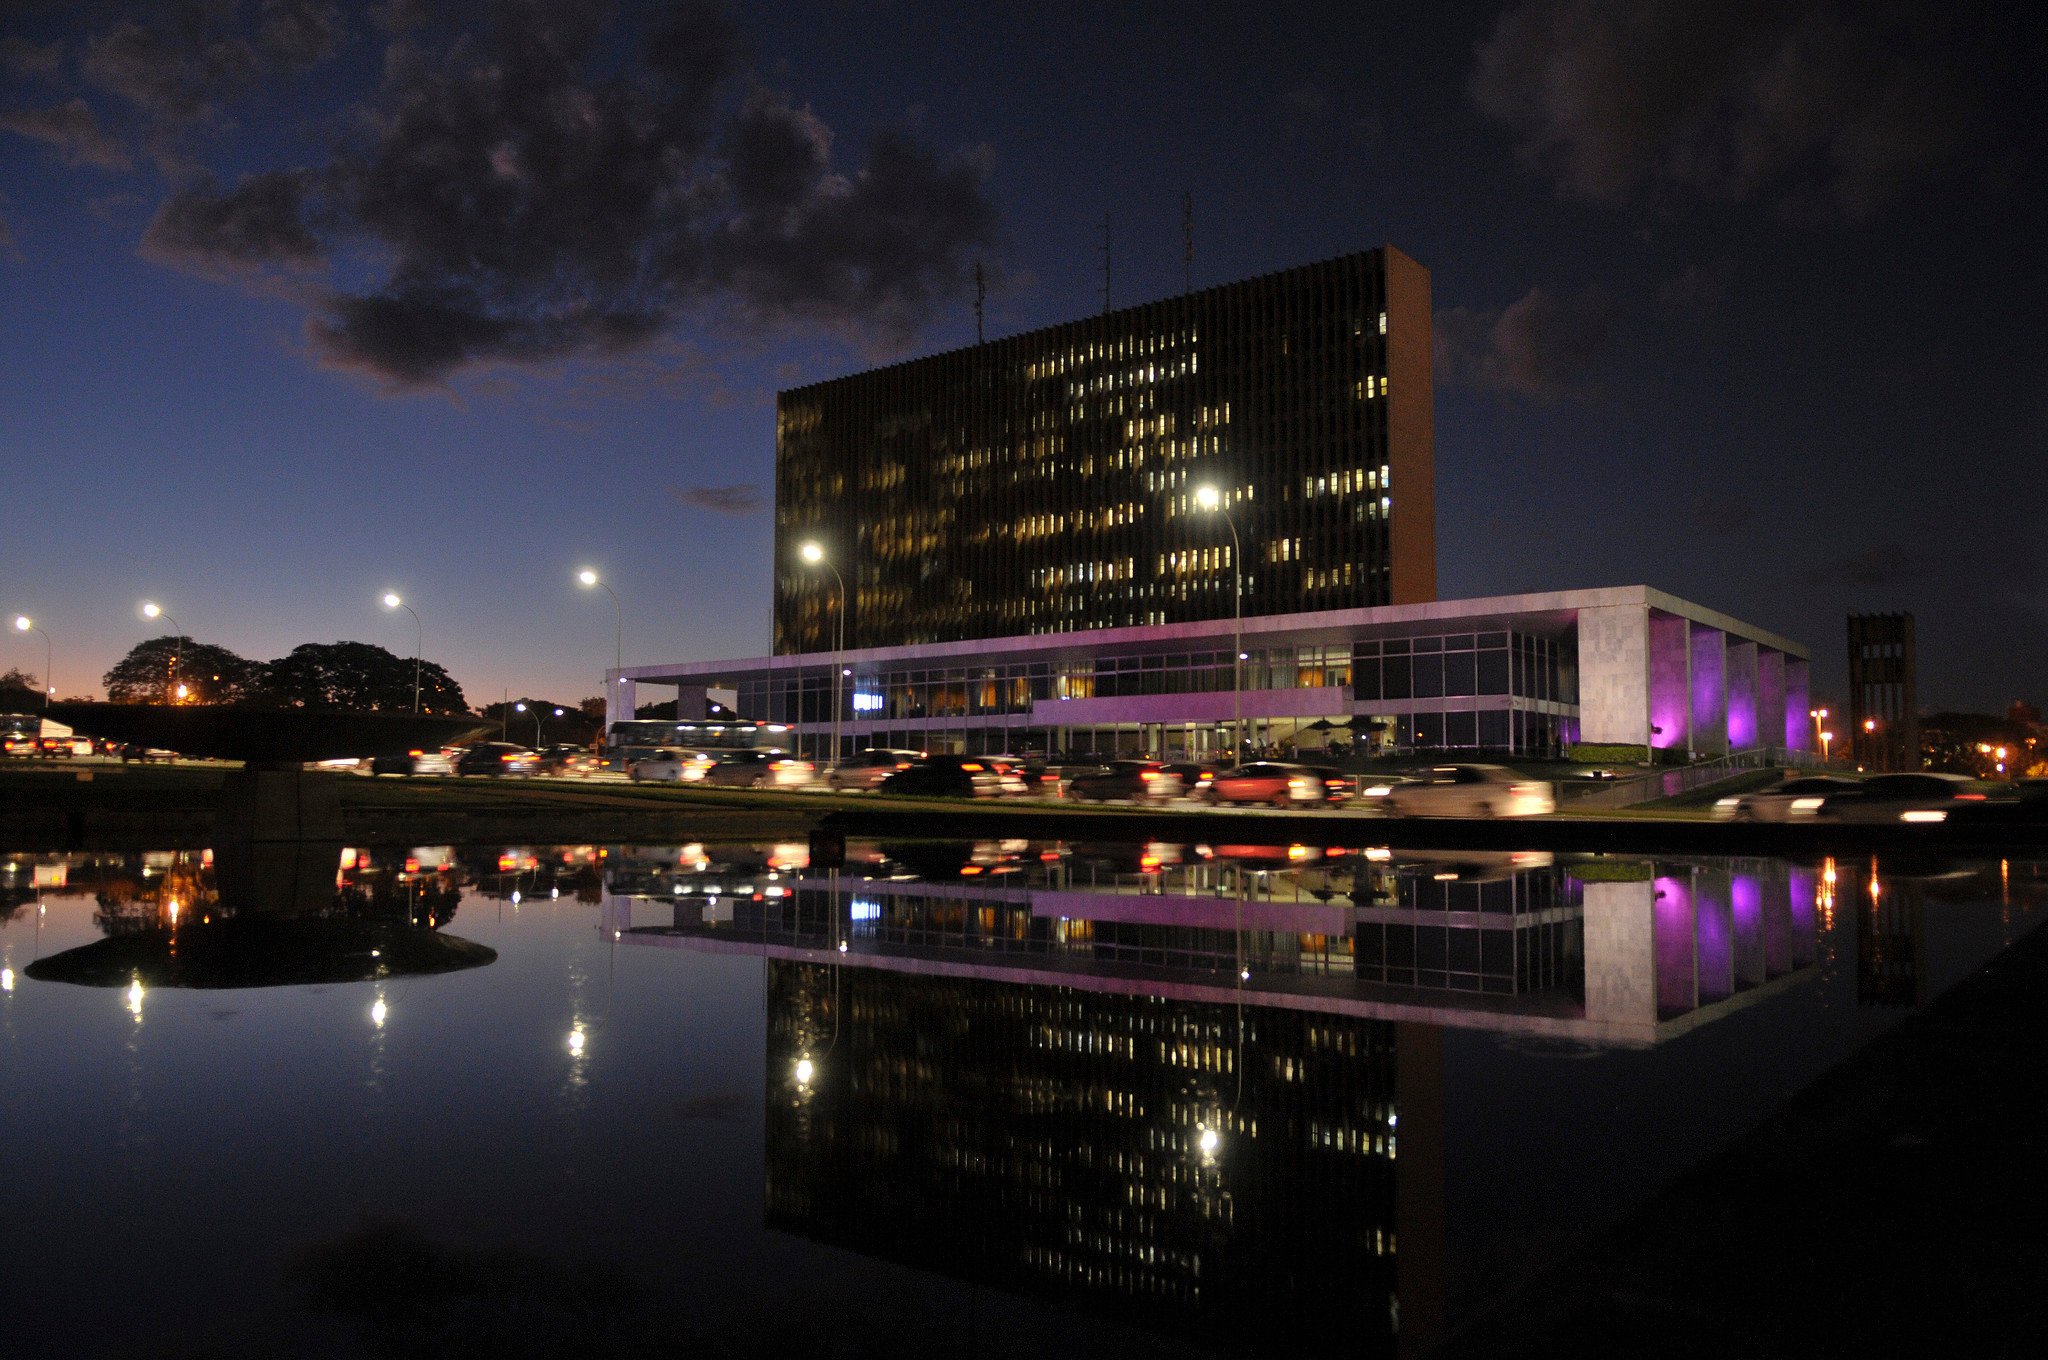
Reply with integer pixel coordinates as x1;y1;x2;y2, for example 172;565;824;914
974;259;986;344
1183;191;1193;294
1100;213;1112;315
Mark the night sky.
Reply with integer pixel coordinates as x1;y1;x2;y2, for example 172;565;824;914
3;0;2043;713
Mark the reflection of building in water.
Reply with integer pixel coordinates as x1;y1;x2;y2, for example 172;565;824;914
766;960;1418;1358
611;846;1822;1046
1855;858;1924;1008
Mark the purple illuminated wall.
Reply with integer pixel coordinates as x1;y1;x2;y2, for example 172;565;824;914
1695;878;1734;1001
1785;660;1811;751
1726;640;1758;748
1730;873;1764;986
1757;651;1786;754
1690;626;1727;755
1649;613;1690;751
1653;875;1695;1017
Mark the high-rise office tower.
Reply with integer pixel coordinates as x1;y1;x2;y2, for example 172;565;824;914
775;246;1436;654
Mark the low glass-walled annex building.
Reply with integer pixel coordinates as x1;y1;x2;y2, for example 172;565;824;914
617;585;1810;762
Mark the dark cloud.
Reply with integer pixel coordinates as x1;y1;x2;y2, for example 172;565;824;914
1434;285;1616;401
1811;542;1931;588
1471;0;1973;220
141;170;324;274
668;483;763;515
0;98;133;170
1;36;65;80
80;0;341;130
118;0;998;389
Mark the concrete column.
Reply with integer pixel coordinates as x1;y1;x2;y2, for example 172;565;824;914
1784;659;1811;752
1689;626;1728;756
1653;873;1696;1016
1576;604;1651;747
1649;612;1690;755
1730;872;1765;988
1695;870;1734;1002
604;672;636;732
1756;651;1787;757
1787;865;1819;967
1582;879;1658;1032
1725;641;1758;749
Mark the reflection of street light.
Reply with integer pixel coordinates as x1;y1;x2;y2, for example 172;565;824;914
12;615;50;711
1193;484;1243;760
798;542;846;768
567;1026;587;1057
794;1056;815;1086
142;601;185;701
381;593;424;712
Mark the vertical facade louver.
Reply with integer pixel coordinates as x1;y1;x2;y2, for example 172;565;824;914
775;245;1436;655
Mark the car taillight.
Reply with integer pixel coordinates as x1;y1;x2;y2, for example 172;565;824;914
961;763;984;772
501;753;517;762
408;749;423;757
1141;771;1161;783
896;761;912;770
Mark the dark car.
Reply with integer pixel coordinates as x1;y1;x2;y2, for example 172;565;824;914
700;749;815;789
1066;760;1176;803
877;755;1027;799
536;743;602;777
455;742;538;777
1811;772;1989;823
827;748;923;791
1301;765;1357;803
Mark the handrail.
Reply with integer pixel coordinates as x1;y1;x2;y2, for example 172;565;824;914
1556;747;1807;809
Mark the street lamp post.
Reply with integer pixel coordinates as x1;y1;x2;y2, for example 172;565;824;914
1809;706;1828;760
799;542;846;767
577;569;624;727
12;616;50;710
381;593;423;712
515;702;563;748
1193;485;1244;761
141;602;185;702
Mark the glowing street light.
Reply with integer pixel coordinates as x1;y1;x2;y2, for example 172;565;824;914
1808;706;1829;757
142;601;186;701
1192;484;1244;760
577;570;624;733
381;593;424;712
514;701;564;747
794;1056;815;1086
12;615;50;711
797;541;846;767
1820;729;1834;762
567;1026;587;1057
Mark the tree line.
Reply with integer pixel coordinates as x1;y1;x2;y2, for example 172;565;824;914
104;635;469;713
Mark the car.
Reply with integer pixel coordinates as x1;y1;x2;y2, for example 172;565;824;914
1207;762;1328;807
876;755;1027;798
700;749;816;789
1810;772;1992;823
1357;773;1422;809
827;748;923;791
1065;760;1178;803
1301;765;1357;803
369;747;459;776
1380;764;1555;817
455;742;538;777
628;748;717;782
38;734;94;758
1158;762;1218;800
1711;775;1864;821
536;743;603;777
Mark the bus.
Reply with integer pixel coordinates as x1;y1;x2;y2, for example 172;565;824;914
601;719;795;771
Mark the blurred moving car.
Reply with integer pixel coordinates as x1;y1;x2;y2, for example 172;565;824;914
1809;772;1990;823
1358;773;1421;809
877;755;1027;798
1711;774;1863;821
455;743;538;777
700;749;815;789
1207;762;1327;807
370;747;458;776
536;743;603;777
1066;760;1178;803
827;748;922;791
1301;766;1357;803
627;748;714;783
1380;764;1554;817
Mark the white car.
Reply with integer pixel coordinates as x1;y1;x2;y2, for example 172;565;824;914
1380;764;1554;817
629;748;714;783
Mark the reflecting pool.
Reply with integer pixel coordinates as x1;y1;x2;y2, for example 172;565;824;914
2;841;2042;1357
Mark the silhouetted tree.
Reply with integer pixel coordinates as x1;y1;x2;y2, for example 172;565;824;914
103;637;264;703
1;666;41;712
264;641;467;712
